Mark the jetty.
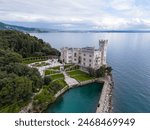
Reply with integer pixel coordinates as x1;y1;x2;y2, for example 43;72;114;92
96;75;113;113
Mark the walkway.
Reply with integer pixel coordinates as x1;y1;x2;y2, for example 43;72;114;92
20;88;43;113
28;59;62;77
63;71;79;87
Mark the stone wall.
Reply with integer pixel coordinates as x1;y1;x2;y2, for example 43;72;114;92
96;75;113;113
54;86;69;98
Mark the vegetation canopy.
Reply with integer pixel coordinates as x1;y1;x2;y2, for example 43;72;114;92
0;30;60;112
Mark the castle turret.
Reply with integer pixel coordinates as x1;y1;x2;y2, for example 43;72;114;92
99;40;108;65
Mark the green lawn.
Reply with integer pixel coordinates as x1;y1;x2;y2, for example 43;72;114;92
67;70;94;82
67;69;87;75
45;69;59;75
50;73;64;80
71;75;93;82
52;79;67;88
51;66;60;70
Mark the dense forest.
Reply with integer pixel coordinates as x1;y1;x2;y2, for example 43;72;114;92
0;30;59;57
0;30;59;112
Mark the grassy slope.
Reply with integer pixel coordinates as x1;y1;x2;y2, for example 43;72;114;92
50;73;64;80
45;69;59;75
67;70;94;82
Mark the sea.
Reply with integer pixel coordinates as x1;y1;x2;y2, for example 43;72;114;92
31;32;150;113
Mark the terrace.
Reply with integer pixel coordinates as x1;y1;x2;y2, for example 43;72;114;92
67;69;94;82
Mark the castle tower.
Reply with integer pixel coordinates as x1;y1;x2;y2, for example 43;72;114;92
99;40;108;65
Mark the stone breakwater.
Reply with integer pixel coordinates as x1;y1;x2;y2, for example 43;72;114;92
96;75;114;113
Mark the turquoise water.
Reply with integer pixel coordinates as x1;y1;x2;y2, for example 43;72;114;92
45;83;103;113
31;32;150;113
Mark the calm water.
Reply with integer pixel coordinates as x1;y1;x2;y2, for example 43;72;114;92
31;32;150;113
45;83;103;113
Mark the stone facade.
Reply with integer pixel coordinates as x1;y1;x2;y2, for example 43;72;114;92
60;40;108;69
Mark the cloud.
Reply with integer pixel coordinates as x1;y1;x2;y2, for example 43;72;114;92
0;0;150;30
110;0;135;11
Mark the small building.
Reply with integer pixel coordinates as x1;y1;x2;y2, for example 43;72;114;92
60;40;108;69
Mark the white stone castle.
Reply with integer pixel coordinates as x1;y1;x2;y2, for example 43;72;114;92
60;40;108;69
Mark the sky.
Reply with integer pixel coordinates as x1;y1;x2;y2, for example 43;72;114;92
0;0;150;30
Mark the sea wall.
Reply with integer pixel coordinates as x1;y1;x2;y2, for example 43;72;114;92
54;86;68;98
96;75;113;113
53;79;97;99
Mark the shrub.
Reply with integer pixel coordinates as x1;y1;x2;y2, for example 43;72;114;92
44;76;52;85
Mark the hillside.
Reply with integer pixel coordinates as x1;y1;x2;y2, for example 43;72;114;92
0;30;59;112
0;30;59;58
0;22;47;32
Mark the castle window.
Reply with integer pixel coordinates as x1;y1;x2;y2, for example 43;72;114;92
89;55;92;57
89;64;91;67
83;58;86;61
74;58;76;61
83;63;85;66
84;54;86;56
74;53;77;57
89;59;92;62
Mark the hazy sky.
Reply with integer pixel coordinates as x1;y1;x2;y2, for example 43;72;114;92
0;0;150;30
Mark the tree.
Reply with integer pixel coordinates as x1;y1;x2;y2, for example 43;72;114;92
0;30;60;58
106;66;113;75
96;65;106;77
87;67;96;77
44;76;52;85
0;30;60;112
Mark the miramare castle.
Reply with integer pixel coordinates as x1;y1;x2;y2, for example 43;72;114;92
60;40;108;69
